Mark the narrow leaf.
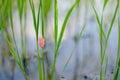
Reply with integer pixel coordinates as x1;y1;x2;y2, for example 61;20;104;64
103;0;108;11
54;0;58;44
107;2;119;41
57;0;80;52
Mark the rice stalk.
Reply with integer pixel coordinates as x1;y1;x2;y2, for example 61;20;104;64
51;0;80;80
29;0;43;80
91;0;119;80
114;0;120;79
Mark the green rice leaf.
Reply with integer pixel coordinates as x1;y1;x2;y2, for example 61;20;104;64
40;0;46;80
9;0;20;61
62;23;85;75
103;0;108;11
51;1;80;80
104;55;108;79
57;0;80;52
17;0;26;21
114;1;120;79
91;2;106;80
29;0;37;31
6;33;28;80
107;2;119;41
0;0;9;30
36;0;41;39
40;0;45;37
29;0;43;80
91;3;106;40
43;0;52;17
54;0;58;45
78;23;86;39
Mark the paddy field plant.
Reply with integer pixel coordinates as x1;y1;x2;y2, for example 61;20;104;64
3;0;120;80
114;0;120;80
91;0;119;80
29;0;80;80
0;0;80;79
17;0;27;70
51;0;80;80
0;0;28;79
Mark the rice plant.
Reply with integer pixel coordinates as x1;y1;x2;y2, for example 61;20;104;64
91;0;119;79
17;0;27;71
51;0;80;80
114;0;120;79
0;0;28;79
1;0;120;80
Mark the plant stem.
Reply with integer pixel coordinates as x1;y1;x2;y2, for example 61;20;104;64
36;38;43;80
40;0;46;80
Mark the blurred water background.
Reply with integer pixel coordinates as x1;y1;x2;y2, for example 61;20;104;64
0;0;118;80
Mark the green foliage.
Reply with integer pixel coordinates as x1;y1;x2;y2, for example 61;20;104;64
62;24;86;76
17;0;26;21
17;0;27;66
1;0;120;80
51;0;80;80
91;0;119;80
54;0;58;45
114;0;120;79
0;0;9;30
43;0;52;17
29;0;41;40
9;0;28;79
6;36;28;80
40;0;46;80
29;0;43;80
103;0;108;11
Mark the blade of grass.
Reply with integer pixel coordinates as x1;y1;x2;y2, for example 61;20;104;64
51;0;59;79
57;0;80;53
92;1;119;80
0;0;10;30
91;3;106;40
40;0;45;38
22;0;27;61
29;0;43;80
51;0;80;80
17;0;26;21
29;0;37;32
6;34;28;80
9;0;28;79
114;58;120;80
78;24;86;39
101;0;108;32
91;3;104;80
43;0;52;17
17;0;27;68
54;0;58;45
106;1;119;41
36;38;43;80
114;0;120;79
103;0;108;11
104;54;108;80
40;0;46;80
9;0;21;63
36;0;41;40
62;47;75;74
61;23;86;75
101;1;119;71
91;1;107;80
